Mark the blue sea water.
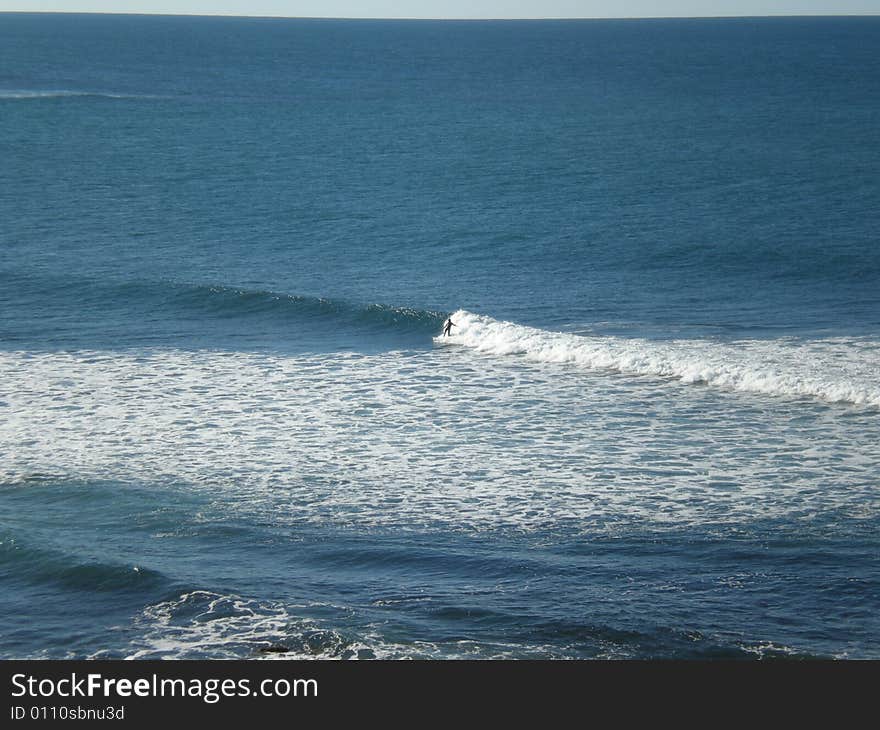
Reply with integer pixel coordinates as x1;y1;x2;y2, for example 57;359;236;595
1;13;879;659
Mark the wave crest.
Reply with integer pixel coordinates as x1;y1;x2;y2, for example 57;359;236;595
0;536;166;592
168;283;448;332
4;270;448;337
440;310;880;407
0;89;155;101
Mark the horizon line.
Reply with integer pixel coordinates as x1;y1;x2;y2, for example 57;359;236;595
1;10;879;21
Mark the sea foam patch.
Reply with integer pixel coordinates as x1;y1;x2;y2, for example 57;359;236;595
93;590;613;660
2;346;878;534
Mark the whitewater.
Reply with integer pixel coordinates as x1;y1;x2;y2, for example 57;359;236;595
442;310;880;408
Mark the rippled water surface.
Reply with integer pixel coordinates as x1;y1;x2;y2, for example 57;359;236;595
1;14;878;658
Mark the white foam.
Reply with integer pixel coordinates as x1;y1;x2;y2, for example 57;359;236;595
1;345;878;534
86;590;571;660
439;310;880;407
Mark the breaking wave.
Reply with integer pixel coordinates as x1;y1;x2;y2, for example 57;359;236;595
440;310;880;407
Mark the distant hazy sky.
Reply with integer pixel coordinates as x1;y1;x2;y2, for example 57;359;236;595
0;1;878;18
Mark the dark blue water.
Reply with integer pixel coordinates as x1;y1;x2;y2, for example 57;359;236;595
1;13;878;659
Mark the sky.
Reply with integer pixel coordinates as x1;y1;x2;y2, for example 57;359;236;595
0;1;878;17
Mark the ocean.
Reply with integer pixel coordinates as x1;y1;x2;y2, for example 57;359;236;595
0;13;878;659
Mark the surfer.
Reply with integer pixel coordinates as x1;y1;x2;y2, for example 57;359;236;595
443;317;456;336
